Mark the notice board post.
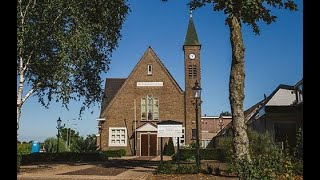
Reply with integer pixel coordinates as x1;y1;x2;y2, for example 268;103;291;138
157;120;183;165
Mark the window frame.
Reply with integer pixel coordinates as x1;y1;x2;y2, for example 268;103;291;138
147;64;153;75
109;127;127;147
141;95;160;121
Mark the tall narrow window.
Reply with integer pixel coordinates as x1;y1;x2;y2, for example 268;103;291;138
147;95;153;120
141;95;159;121
141;98;147;120
153;98;159;120
148;64;152;75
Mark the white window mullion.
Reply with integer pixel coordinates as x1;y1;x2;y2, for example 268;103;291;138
109;127;127;147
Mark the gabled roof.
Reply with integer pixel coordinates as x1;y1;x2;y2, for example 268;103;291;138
100;46;184;117
150;47;184;93
184;16;200;46
100;78;126;116
215;97;270;137
136;122;157;132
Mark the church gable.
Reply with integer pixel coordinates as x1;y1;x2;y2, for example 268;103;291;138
101;46;184;117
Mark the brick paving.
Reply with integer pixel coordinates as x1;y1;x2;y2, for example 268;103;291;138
17;156;238;180
17;156;169;180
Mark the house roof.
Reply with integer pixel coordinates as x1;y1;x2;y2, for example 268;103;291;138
184;16;200;46
100;78;126;116
214;82;298;137
148;47;184;93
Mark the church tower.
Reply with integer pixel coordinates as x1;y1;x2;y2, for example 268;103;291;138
183;12;202;144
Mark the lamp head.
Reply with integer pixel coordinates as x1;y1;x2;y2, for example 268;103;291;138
192;80;202;98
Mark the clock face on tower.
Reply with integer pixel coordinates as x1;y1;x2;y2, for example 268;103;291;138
189;53;196;60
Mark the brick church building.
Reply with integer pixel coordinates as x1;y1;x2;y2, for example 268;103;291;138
97;14;202;156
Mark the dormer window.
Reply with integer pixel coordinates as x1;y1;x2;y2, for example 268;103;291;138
148;64;152;75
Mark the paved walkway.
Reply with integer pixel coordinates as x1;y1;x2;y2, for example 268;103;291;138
17;156;172;180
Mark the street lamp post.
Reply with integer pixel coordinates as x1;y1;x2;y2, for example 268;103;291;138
192;80;202;169
56;117;62;153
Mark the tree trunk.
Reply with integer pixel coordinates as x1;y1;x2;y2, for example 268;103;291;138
17;61;24;139
227;16;251;162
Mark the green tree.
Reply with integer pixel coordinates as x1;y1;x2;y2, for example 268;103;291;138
59;127;80;147
220;111;231;116
70;134;97;153
164;137;175;156
186;0;298;164
43;137;67;153
17;0;130;138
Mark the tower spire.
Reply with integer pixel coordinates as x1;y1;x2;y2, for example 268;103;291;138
184;11;200;46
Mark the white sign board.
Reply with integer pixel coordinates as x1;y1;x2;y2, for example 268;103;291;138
137;82;163;87
157;124;182;137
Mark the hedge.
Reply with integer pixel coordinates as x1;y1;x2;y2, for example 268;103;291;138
172;148;227;162
17;151;21;173
17;143;31;155
21;152;107;165
101;149;126;157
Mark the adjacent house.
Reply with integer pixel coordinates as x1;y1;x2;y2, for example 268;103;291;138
97;14;203;156
201;115;232;148
213;79;303;148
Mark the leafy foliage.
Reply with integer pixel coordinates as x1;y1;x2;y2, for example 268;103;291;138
17;151;21;173
43;137;67;153
59;127;80;147
220;111;231;116
164;137;175;156
17;143;31;155
155;162;199;174
17;0;130;116
70;134;97;153
172;148;227;162
225;129;303;179
102;149;126;157
189;0;298;35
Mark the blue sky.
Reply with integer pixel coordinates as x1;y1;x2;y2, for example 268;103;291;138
18;0;303;142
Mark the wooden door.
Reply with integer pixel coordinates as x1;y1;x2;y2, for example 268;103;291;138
149;134;157;156
140;133;157;156
141;134;148;156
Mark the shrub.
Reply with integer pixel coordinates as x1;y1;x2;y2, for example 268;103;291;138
155;162;199;174
172;149;194;161
102;149;126;157
71;135;97;153
215;136;233;162
21;152;107;165
43;137;67;153
172;148;226;162
164;137;175;156
228;129;303;179
17;143;31;155
17;151;21;173
155;162;175;174
175;164;199;174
